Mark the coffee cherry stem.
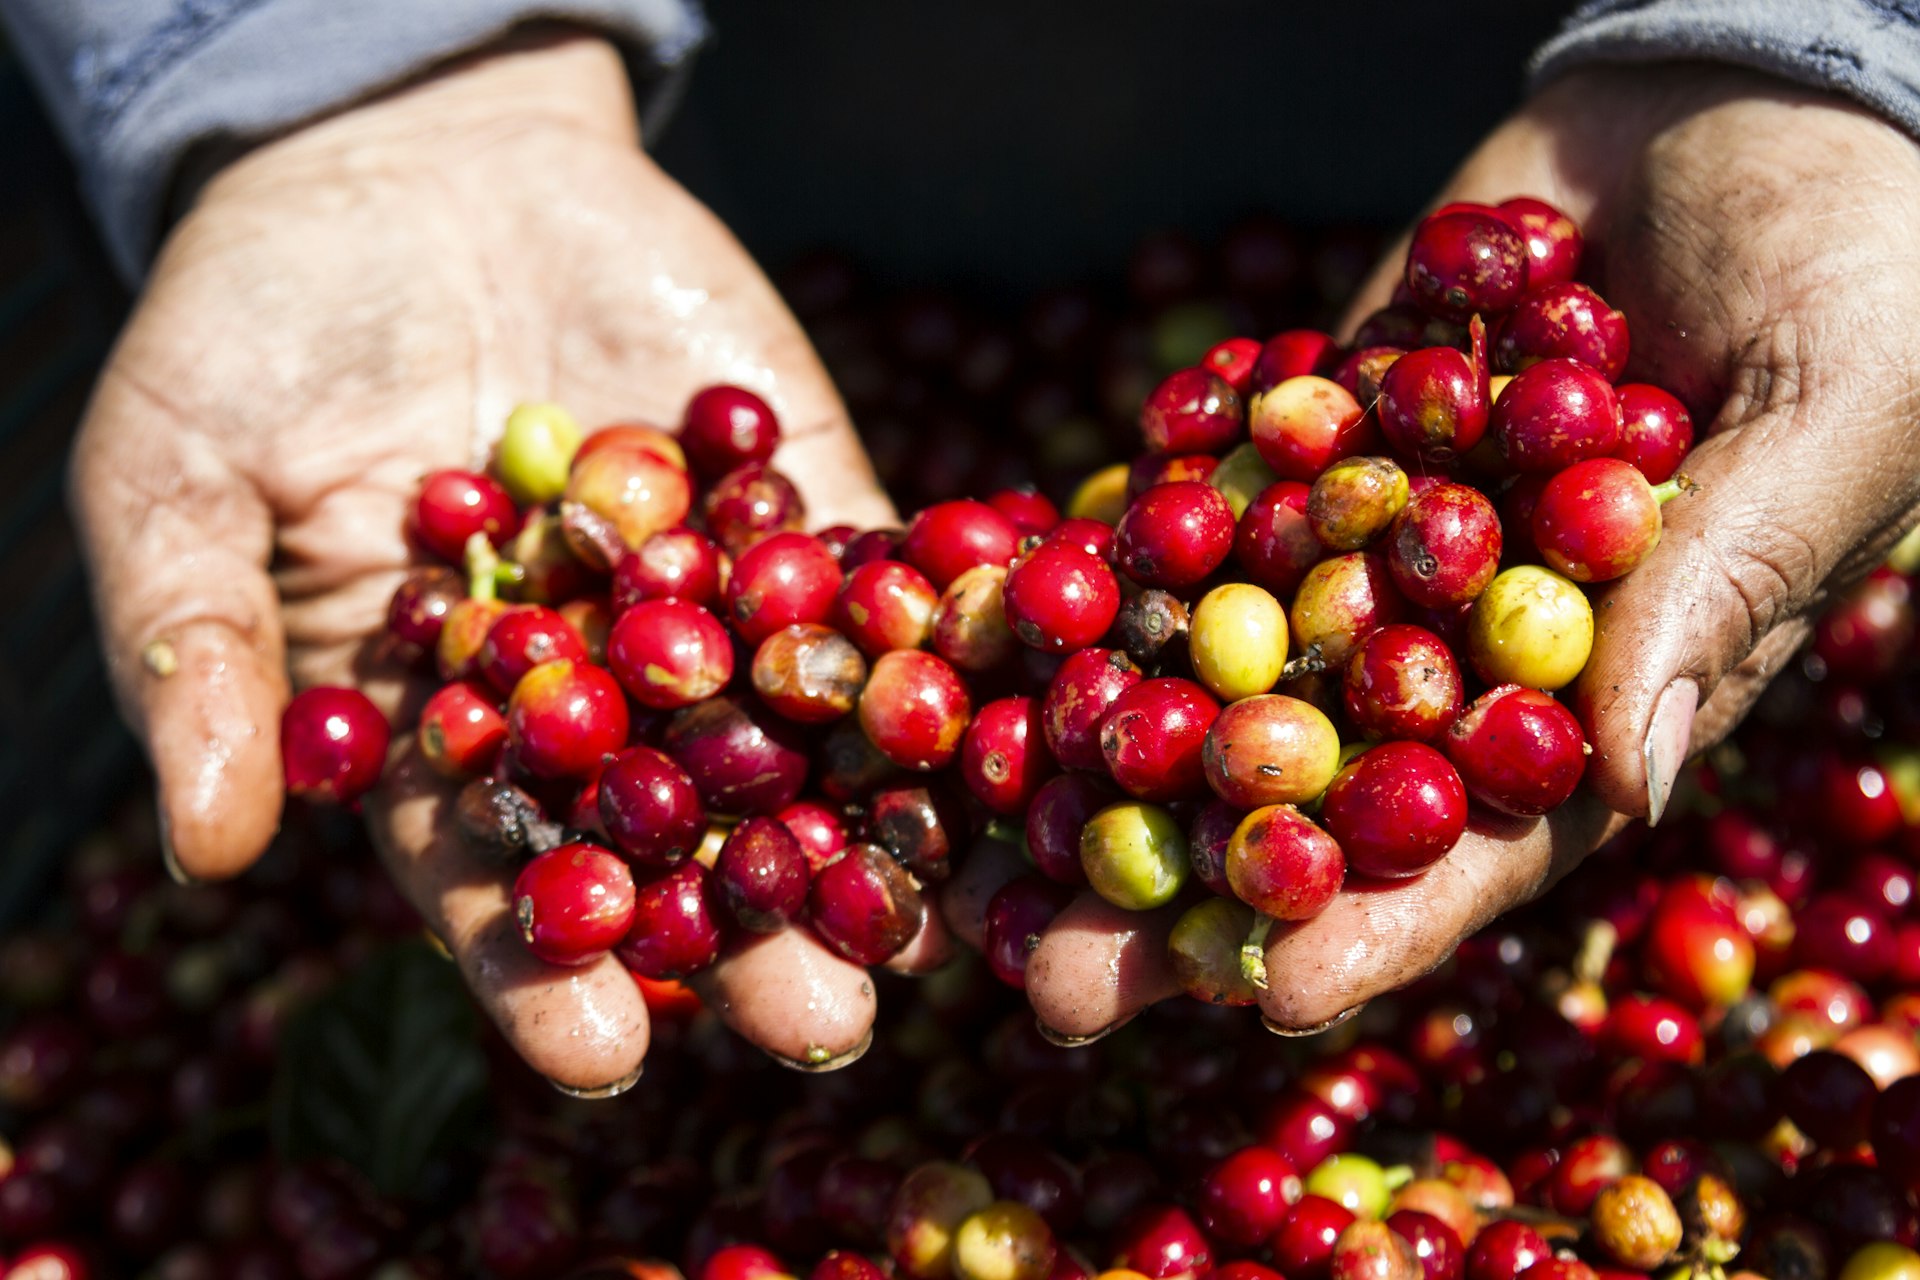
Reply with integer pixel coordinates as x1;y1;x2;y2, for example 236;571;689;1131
1382;1162;1415;1193
1239;913;1276;989
1279;645;1328;681
1650;473;1699;506
1469;313;1489;399
465;531;507;603
1573;917;1617;985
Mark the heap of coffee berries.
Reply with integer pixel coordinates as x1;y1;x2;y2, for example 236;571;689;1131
280;194;1696;1012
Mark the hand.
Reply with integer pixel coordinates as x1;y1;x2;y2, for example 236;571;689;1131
71;30;909;1092
1015;63;1920;1039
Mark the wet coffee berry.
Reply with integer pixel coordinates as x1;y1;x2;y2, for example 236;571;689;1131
727;532;844;646
1466;565;1593;690
1612;384;1694;484
681;385;781;480
961;697;1056;817
1003;544;1121;652
417;679;508;779
613;526;727;612
1080;801;1189;910
1250;376;1374;483
506;660;629;780
1291;552;1407;670
1405;208;1529;320
1490;359;1619;473
513;843;637;966
1190;583;1289;702
412;469;520;564
1226;804;1345;921
618;863;723;979
664;695;810;816
752;624;867;723
1042;648;1143;771
608;598;735;710
704;462;806;555
1319;743;1467;879
598;745;705;868
1202;695;1340;809
1141;367;1243;455
1114;481;1236;591
1169;896;1261;1006
809;843;926;964
479;606;588;696
1308;457;1411;552
1235;480;1322;597
1377;348;1488;462
1101;678;1220;802
1532;457;1678;583
899;500;1021;590
860;650;972;771
713;817;810;933
1198;1147;1302;1246
982;876;1075;989
1499;197;1582;287
1024;773;1113;886
566;442;693;549
1385;483;1501;611
1494;283;1629;381
1344;625;1463;742
834;560;939;657
281;687;390;804
932;565;1019;673
1444;685;1585;815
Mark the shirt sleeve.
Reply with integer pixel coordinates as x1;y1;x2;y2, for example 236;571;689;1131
0;0;710;281
1532;0;1920;138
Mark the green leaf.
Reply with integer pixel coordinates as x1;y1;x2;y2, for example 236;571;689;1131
270;940;488;1197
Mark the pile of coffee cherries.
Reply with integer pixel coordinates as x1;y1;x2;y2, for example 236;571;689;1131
279;195;1694;1008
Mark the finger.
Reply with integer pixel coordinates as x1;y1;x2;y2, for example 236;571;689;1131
1259;797;1618;1030
71;374;289;881
690;926;879;1071
1024;891;1185;1042
365;739;651;1092
886;888;958;975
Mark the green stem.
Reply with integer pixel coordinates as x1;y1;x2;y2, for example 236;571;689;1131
1650;473;1699;506
1240;914;1276;991
465;532;501;603
1383;1163;1415;1193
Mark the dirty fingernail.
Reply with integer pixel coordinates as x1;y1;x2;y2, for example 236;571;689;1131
1035;1013;1134;1048
158;812;195;886
549;1064;643;1099
766;1028;874;1074
1644;678;1697;827
1261;1003;1364;1038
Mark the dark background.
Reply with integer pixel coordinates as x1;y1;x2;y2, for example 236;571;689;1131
0;1;1578;919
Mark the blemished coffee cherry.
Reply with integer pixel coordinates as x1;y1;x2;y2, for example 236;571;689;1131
1250;376;1375;483
1308;457;1410;552
1141;367;1243;455
727;531;845;647
950;1199;1056;1280
512;843;636;966
1589;1175;1681;1271
1226;804;1345;921
478;605;589;697
614;526;728;612
387;565;464;652
1114;589;1192;669
506;660;629;780
1003;544;1122;653
1100;677;1220;802
565;441;693;549
713;817;810;933
417;679;507;779
863;779;971;882
1198;1146;1302;1245
598;745;705;868
1114;481;1236;591
617;862;723;979
1493;283;1629;381
681;384;781;481
961;697;1056;817
1235;480;1322;597
809;843;926;965
608;599;735;710
703;462;806;556
281;687;390;804
1190;583;1289;702
1489;359;1620;473
1168;897;1262;1007
1202;695;1340;810
1079;801;1189;911
1613;383;1695;483
751;624;867;724
1385;483;1502;610
933;565;1019;673
1344;625;1463;743
834;559;940;657
1129;450;1221;502
436;596;509;681
899;499;1021;590
860;650;973;771
1329;1219;1421;1280
1405;208;1529;320
1319;743;1467;879
1466;566;1593;691
1204;335;1263;393
1043;647;1143;771
1498;196;1582;286
1532;457;1680;583
1187;798;1243;897
664;695;810;817
1443;685;1585;815
412;469;521;564
981;877;1075;989
495;402;583;505
1377;347;1488;463
1291;551;1407;670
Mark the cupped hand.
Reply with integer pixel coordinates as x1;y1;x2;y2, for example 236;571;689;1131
71;30;903;1092
1019;63;1920;1040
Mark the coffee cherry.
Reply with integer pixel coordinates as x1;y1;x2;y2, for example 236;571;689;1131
412;469;521;564
1198;1146;1301;1245
889;1162;995;1280
387;565;464;652
1377;348;1488;462
437;596;510;681
1464;1222;1549;1280
860;650;972;771
1234;480;1321;597
618;862;723;979
982;877;1074;989
1100;678;1220;802
566;442;693;549
577;419;687;469
1110;1204;1211;1279
1533;458;1677;583
863;780;971;883
714;817;810;933
1079;801;1189;910
1211;442;1281;519
417;679;508;779
682;385;781;480
951;1200;1056;1280
1190;584;1289;702
986;488;1061;536
1114;590;1192;669
962;697;1056;817
1405;209;1529;320
1443;685;1585;814
598;746;705;868
728;532;844;647
1494;283;1629;381
1274;1195;1358;1280
1839;1244;1920;1280
1612;384;1694;484
1250;377;1374;482
809;843;925;964
1003;545;1122;653
1586;1174;1680;1270
834;560;939;657
496;402;584;505
704;463;806;556
1466;566;1592;690
513;843;636;966
900;500;1021;590
1186;799;1242;897
614;527;728;612
664;695;810;816
1780;1049;1879;1148
506;660;629;780
1250;329;1341;395
933;565;1019;673
1489;360;1620;473
1024;774;1112;886
1201;695;1340;809
1308;457;1410;552
479;606;589;696
1320;743;1466;879
1141;367;1242;455
1330;1220;1421;1280
1203;336;1264;394
1226;804;1344;921
1042;648;1143;771
1114;482;1236;590
752;624;867;724
608;599;735;710
1385;483;1501;610
1168;897;1261;1007
1344;625;1463;742
1044;517;1116;560
1497;197;1581;287
1291;552;1406;669
281;687;390;804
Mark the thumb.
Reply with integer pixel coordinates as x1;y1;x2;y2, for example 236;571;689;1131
1574;344;1920;823
71;371;289;880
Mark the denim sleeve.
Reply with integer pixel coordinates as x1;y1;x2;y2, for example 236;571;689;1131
1532;0;1920;137
0;0;710;280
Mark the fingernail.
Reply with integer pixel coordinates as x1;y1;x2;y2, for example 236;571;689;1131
766;1028;874;1074
1261;1003;1365;1038
1644;679;1697;827
157;812;196;887
549;1064;643;1099
1035;1013;1135;1048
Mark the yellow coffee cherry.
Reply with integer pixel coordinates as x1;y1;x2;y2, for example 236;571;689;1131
1191;583;1289;701
1080;801;1189;910
1066;463;1131;524
496;402;583;505
1210;442;1280;519
1467;564;1594;690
